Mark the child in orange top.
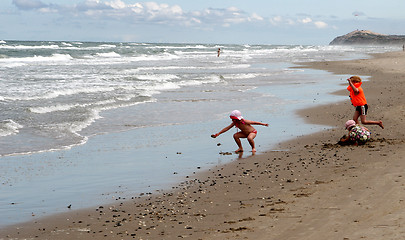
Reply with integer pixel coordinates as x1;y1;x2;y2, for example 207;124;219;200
347;76;384;129
211;110;268;153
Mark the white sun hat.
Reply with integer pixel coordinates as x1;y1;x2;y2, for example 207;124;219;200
230;110;243;120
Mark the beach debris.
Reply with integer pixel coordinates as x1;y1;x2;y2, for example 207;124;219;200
223;226;250;233
269;208;285;213
176;152;182;154
217;143;221;146
67;204;72;209
219;151;232;155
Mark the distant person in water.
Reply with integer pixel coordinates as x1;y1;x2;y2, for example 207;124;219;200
217;48;221;57
347;75;384;129
211;110;268;153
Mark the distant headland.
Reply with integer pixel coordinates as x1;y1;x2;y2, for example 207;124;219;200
329;30;405;45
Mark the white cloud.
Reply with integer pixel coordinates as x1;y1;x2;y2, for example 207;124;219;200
314;21;328;28
11;0;329;31
13;0;47;10
106;0;126;9
286;19;295;25
270;15;329;30
38;7;58;13
250;13;264;21
270;16;283;25
270;16;298;26
227;7;239;12
298;17;327;28
300;17;312;24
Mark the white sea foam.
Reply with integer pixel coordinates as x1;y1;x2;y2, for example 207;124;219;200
150;82;181;90
29;104;80;114
69;109;102;133
45;87;114;99
99;44;117;48
64;99;157;135
7;86;116;101
61;42;73;47
0;120;23;137
138;82;181;96
116;95;134;101
0;44;60;50
0;54;73;64
127;65;198;73
96;52;121;58
95;99;117;105
145;44;210;49
29;99;126;114
195;75;225;84
97;98;157;112
82;54;96;59
130;53;180;62
2;62;27;68
222;73;258;80
218;64;251;69
72;44;117;51
136;74;179;81
177;76;222;87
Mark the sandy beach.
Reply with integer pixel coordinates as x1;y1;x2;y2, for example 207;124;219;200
1;51;405;240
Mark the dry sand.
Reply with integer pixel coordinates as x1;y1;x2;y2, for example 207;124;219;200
1;51;405;240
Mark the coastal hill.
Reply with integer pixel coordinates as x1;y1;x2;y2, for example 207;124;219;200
329;30;405;45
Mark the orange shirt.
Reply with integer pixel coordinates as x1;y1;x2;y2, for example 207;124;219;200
347;82;367;106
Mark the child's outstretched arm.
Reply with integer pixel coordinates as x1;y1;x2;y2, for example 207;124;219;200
211;123;234;138
244;119;269;127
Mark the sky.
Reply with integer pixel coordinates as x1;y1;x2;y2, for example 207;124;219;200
1;0;405;44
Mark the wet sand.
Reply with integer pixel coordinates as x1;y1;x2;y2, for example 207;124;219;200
1;51;405;240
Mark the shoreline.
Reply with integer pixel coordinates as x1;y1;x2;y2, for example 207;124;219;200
2;51;405;239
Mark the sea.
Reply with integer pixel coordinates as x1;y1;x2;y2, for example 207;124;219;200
0;40;397;226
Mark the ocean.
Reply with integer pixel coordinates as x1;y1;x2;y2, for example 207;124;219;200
0;40;397;226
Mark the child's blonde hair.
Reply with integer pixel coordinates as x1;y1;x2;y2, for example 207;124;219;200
350;75;362;83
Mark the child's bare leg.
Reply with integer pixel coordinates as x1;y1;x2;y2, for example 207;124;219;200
360;115;384;129
233;132;245;153
353;111;361;124
247;132;257;152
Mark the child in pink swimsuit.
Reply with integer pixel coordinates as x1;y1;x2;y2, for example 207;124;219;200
211;110;268;153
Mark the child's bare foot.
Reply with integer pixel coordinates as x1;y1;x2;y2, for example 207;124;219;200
235;148;243;153
251;148;257;152
378;121;384;129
